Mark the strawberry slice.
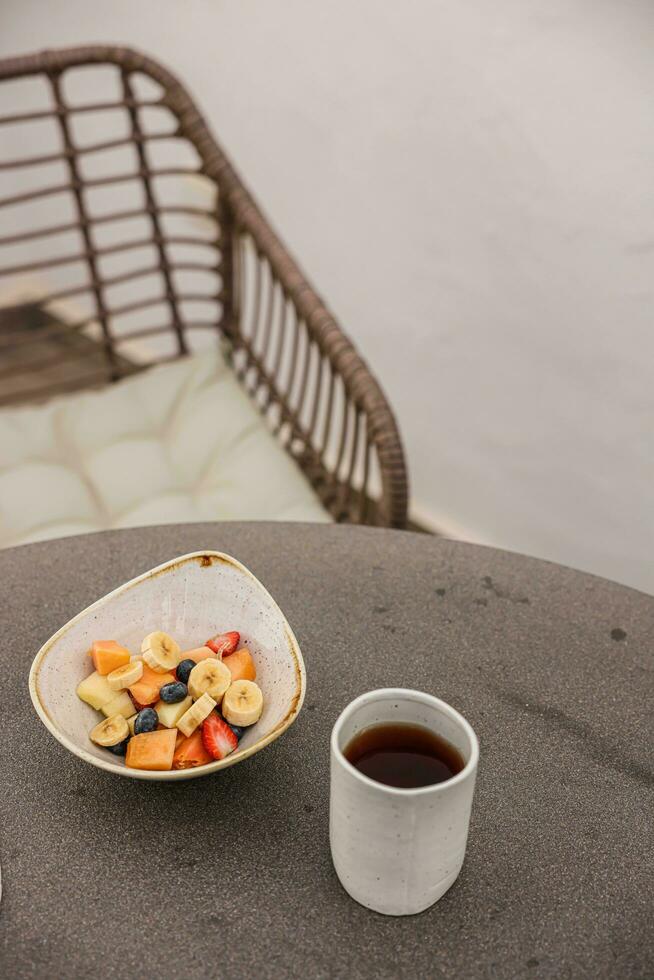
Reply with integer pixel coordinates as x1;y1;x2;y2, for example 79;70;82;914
201;713;238;760
205;631;240;658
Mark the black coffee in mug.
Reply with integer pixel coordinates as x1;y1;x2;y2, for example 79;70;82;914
343;722;464;789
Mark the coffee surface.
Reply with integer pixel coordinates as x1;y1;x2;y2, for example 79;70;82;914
343;723;465;789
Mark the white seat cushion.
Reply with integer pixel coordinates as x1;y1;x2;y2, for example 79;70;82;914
0;350;330;548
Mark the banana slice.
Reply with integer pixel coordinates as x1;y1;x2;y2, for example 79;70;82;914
176;692;216;737
90;713;129;747
222;680;264;727
141;632;181;673
107;659;143;691
188;658;231;703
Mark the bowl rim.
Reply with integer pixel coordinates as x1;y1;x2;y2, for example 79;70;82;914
28;550;306;781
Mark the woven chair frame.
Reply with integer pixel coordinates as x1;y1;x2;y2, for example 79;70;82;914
0;45;408;527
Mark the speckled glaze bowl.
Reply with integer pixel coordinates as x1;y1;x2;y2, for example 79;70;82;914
29;551;306;780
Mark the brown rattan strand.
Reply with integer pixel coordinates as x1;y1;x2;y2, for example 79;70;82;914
0;294;221;346
48;69;118;377
214;191;235;343
230;326;349;479
0;44;408;527
304;352;323;443
3;318;218;358
258;273;277;369
0;207;217;247
121;69;187;356
0;238;217;278
0;132;178;171
260;288;293;414
0;167;200;209
2;262;220;316
0;96;161;126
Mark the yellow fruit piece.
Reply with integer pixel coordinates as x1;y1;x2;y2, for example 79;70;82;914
188;658;231;703
101;690;136;720
155;695;193;729
107;659;143;691
76;671;115;711
176;693;216;737
141;631;181;672
90;714;129;747
222;680;264;727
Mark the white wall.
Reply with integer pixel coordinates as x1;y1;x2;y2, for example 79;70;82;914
1;0;653;593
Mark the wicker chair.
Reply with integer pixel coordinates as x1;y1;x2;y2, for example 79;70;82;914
0;46;408;527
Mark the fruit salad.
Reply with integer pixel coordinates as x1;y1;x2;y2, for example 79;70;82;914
76;630;264;771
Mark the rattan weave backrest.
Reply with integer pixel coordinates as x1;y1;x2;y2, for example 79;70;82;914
0;47;408;527
0;47;226;403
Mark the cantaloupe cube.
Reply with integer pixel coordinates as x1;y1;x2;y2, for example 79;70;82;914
76;671;115;710
182;646;215;664
223;648;256;683
126;729;177;771
101;690;136;719
91;640;131;675
128;664;175;706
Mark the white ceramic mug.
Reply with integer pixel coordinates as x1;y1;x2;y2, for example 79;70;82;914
330;688;479;916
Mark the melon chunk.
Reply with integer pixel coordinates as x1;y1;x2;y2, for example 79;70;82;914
223;648;256;683
101;690;136;719
155;695;192;729
91;640;131;675
180;646;215;664
129;663;175;706
173;730;213;769
76;671;115;710
126;729;177;771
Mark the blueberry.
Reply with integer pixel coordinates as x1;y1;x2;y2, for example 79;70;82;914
107;738;129;756
176;659;195;685
160;681;188;703
134;707;158;734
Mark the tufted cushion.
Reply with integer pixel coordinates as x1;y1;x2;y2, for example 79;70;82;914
0;350;330;548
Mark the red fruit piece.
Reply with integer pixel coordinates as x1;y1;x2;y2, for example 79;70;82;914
173;730;213;769
201;713;238;760
205;631;240;658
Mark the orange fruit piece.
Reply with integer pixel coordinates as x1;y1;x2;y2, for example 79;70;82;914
223;648;256;683
128;663;175;707
173;729;213;769
91;640;131;676
126;729;177;771
181;646;215;664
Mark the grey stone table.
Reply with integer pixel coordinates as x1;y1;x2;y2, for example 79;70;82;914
0;523;652;980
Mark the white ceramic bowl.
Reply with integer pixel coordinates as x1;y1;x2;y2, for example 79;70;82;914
29;551;306;780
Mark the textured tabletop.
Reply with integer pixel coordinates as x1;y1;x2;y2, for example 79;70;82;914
0;523;652;980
